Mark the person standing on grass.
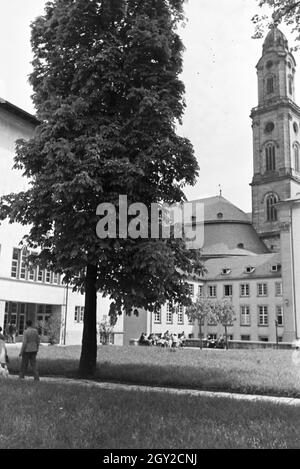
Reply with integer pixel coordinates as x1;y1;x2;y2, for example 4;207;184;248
0;335;9;366
19;320;40;381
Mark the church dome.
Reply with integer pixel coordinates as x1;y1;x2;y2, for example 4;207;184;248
263;25;289;53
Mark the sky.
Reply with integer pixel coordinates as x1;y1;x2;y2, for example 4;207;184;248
0;0;296;213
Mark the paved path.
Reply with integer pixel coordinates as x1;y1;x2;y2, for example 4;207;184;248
8;374;300;407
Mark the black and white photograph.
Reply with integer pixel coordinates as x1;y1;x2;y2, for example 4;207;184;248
0;0;300;453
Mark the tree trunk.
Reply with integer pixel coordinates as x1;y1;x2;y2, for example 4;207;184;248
199;320;203;350
224;325;228;350
78;263;98;378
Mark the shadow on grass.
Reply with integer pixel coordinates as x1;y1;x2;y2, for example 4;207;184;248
6;346;300;399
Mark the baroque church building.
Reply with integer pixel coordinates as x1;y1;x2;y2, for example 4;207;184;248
251;25;300;252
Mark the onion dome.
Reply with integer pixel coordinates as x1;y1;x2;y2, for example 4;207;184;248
263;25;289;54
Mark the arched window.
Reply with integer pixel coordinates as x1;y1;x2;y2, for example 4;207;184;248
265;143;276;171
294;144;300;172
288;75;293;95
266;76;274;94
266;194;278;222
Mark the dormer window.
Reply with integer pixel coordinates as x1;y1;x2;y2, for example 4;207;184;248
271;264;281;272
221;268;231;275
217;212;223;219
245;266;256;274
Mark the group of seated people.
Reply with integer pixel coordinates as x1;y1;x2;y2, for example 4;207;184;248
138;331;186;348
203;334;226;349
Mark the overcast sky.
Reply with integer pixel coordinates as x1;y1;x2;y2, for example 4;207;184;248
0;0;295;213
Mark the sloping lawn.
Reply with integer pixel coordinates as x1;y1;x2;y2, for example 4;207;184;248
0;379;299;449
5;344;300;398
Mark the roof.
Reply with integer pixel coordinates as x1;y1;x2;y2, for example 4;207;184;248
204;253;282;281
202;243;257;258
0;98;39;126
186;195;269;256
263;25;289;54
189;195;251;224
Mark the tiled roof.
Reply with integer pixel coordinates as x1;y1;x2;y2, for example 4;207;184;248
204;253;282;280
0;97;38;125
189;195;251;223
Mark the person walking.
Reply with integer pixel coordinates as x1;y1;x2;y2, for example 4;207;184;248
19;320;40;381
0;334;9;377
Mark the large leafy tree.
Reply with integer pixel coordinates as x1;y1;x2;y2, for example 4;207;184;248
0;0;204;377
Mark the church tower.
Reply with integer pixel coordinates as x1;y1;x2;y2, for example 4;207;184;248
251;25;300;251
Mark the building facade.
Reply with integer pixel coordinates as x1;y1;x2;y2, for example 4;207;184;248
0;99;123;345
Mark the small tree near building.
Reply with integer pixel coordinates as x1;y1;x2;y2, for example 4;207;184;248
210;299;236;349
186;295;212;349
98;320;113;345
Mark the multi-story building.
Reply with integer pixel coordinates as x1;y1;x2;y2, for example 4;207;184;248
0;99;123;345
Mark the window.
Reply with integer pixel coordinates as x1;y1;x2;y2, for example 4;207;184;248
188;284;195;296
276;306;283;326
154;309;161;324
271;264;281;272
37;268;44;282
257;283;268;296
245;266;256;274
208;285;217;298
240;284;250;297
53;273;60;284
240;305;251;326
209;333;217;340
221;268;231;275
227;334;234;341
28;268;36;281
11;248;20;278
266;194;278;221
20;249;28;280
258;306;268;326
15;310;26;334
166;302;173;324
294;144;300;172
177;305;184;325
198;285;204;297
259;336;269;342
45;270;51;283
224;285;233;297
266;76;274;94
288;75;293;95
74;306;84;323
265;144;276;171
275;282;282;296
241;335;251;341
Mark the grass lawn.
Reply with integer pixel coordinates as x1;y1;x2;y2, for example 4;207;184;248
0;379;299;449
5;344;300;398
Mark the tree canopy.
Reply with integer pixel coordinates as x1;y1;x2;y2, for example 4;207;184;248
252;0;300;45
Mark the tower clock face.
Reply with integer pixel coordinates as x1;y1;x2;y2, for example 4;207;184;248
265;122;275;133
